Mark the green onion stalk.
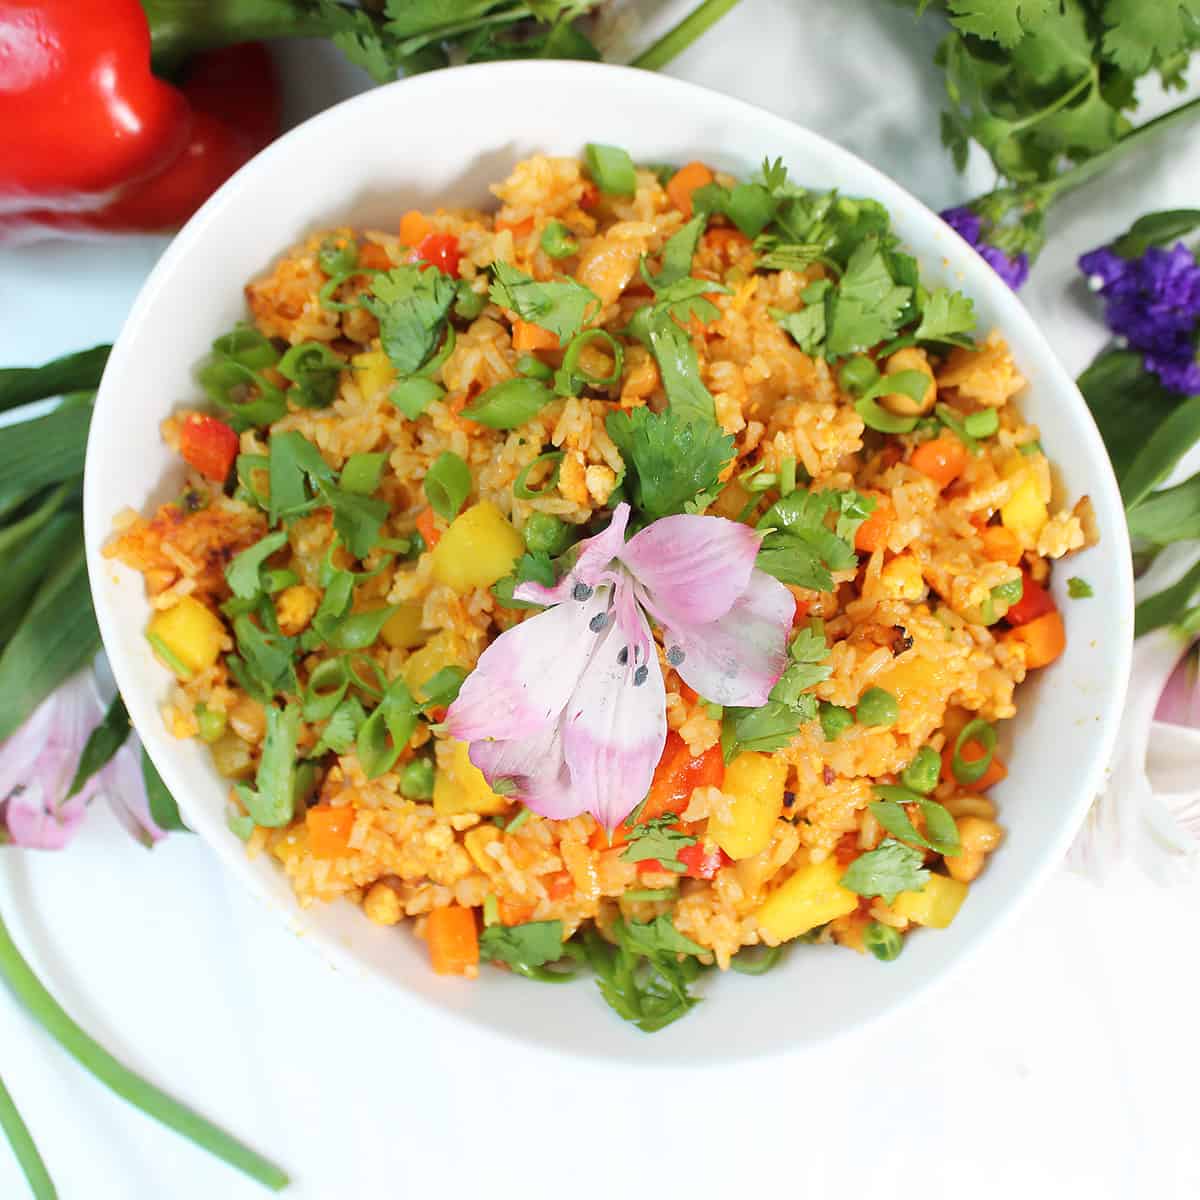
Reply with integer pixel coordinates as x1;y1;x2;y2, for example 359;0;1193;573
0;909;290;1194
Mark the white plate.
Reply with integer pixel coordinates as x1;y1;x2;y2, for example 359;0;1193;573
84;60;1133;1062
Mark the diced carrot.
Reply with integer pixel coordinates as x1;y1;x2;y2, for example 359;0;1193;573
495;216;534;237
511;320;559;352
940;742;1008;791
179;413;239;482
855;492;894;553
910;435;968;490
1006;610;1066;669
358;242;393;270
545;871;575;901
416;506;441;549
498;899;536;926
703;226;752;259
305;804;356;859
667;161;714;217
399;209;432;247
427;906;479;976
980;525;1022;566
1005;569;1056;626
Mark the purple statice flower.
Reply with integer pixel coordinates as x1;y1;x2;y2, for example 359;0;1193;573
940;206;1029;290
1079;240;1200;395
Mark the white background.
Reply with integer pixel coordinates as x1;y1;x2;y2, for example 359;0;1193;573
3;3;1200;1197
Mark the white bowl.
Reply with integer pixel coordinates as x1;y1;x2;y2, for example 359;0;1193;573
84;61;1133;1062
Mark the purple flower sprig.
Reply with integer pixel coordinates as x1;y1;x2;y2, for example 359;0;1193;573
940;204;1030;291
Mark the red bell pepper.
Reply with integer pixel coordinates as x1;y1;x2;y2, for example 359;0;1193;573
179;412;239;482
407;233;462;278
639;732;725;822
676;840;731;880
1004;569;1057;627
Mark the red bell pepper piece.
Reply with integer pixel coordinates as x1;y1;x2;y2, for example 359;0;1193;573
179;413;239;482
0;0;190;205
1004;569;1056;626
407;233;462;278
676;841;731;880
3;43;281;238
639;732;725;822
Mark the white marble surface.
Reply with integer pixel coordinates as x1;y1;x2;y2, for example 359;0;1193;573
3;5;1200;1197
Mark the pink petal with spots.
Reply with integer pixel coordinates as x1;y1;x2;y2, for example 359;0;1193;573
468;723;579;820
560;606;667;829
571;502;631;584
672;568;793;707
621;513;758;631
446;585;612;743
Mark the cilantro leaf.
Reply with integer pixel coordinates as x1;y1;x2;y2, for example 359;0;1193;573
870;787;962;857
489;262;598;342
225;531;289;600
229;615;298;701
1067;576;1095;599
620;813;697;873
480;920;566;969
692;180;777;238
278;341;344;409
235;703;302;828
839;839;931;904
311;696;366;757
770;623;832;703
648;276;728;325
720;697;816;760
362;264;457;376
754;489;864;591
622;915;706;959
946;0;1055;49
1100;0;1200;74
643;214;707;291
913;287;976;346
645;310;718;426
605;406;734;522
268;431;336;524
825;236;913;358
316;480;388;560
491;550;556;610
772;298;827;355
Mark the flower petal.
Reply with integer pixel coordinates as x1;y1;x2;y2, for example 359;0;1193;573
446;585;612;743
561;606;667;829
672;568;793;706
512;504;631;606
97;739;166;845
621;513;758;631
468;723;579;821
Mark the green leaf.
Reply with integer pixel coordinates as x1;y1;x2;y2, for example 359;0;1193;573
643;214;707;291
720;698;815;760
461;377;555;428
946;0;1055;48
0;344;109;412
755;489;860;591
1100;0;1200;74
0;545;100;740
318;480;389;560
870;787;962;856
1112;209;1200;258
0;400;91;499
825;236;913;358
1120;396;1200;511
584;142;637;196
489;262;598;343
235;703;302;828
913;288;976;345
225;531;289;600
605;406;734;522
65;695;131;800
1127;472;1200;544
416;666;466;708
230;616;298;701
491;551;556;610
141;748;188;833
479;920;566;968
267;431;335;524
839;839;930;904
312;696;367;757
356;676;420;778
277;342;344;409
1067;576;1095;598
622;915;707;959
0;511;80;648
1134;557;1200;637
772;301;827;355
645;310;718;425
390;376;444;419
620;813;697;873
362;264;457;375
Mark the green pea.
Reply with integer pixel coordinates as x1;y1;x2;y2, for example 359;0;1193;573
454;282;486;321
864;921;903;962
900;745;941;794
195;703;227;744
837;355;880;397
856;686;898;727
819;701;854;742
523;511;572;556
399;758;435;800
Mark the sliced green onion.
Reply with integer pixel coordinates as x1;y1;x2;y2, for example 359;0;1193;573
504;807;532;834
1068;576;1093;599
212;325;278;369
227;809;255;841
513;451;565;500
423;451;472;523
745;471;778;494
729;945;787;975
340;453;387;496
935;402;980;453
146;632;193;680
516;354;554;381
554;328;624;396
1018;439;1043;457
414;324;457;380
390;376;444;419
584;143;637;196
277;341;343;409
197;359;286;430
864;921;903;962
963;408;999;438
482;894;500;926
855;394;919;434
318;269;377;313
328;606;398;652
462;377;554;429
622;887;678;902
262;568;300;594
302;658;351;722
195;703;228;744
235;454;270;510
837;355;879;396
779;455;797;497
991;577;1023;607
540;220;579;258
951;718;997;784
318;238;358;276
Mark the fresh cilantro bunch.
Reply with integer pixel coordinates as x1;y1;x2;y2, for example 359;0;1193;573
900;0;1200;279
1076;209;1200;637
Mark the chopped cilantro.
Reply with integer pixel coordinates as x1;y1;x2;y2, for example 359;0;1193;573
839;839;930;904
720;696;817;761
277;341;344;408
825;236;913;358
1067;576;1094;598
479;920;567;971
489;262;598;343
267;431;335;523
642;214;707;291
605;406;734;522
870;785;962;857
355;675;420;779
225;531;288;600
317;479;388;559
234;703;302;828
620;813;697;873
229;615;298;701
622;914;706;958
644;309;718;425
912;287;976;346
362;264;457;376
754;489;868;591
491;550;556;610
310;696;366;757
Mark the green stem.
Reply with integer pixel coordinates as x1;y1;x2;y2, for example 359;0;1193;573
1007;67;1095;136
630;0;745;71
0;911;289;1193
0;1075;57;1200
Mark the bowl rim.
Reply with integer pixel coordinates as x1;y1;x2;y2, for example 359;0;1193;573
84;58;1134;1064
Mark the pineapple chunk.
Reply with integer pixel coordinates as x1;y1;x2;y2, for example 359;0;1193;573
756;857;859;942
402;630;472;700
892;874;968;928
430;502;524;593
1000;473;1048;543
381;601;426;649
350;349;396;402
433;738;509;816
147;596;224;676
709;752;788;860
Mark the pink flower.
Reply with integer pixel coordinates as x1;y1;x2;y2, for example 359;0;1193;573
0;673;165;850
446;503;793;828
1156;642;1200;730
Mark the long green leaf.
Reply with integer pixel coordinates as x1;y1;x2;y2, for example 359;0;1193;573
0;403;92;499
65;695;131;800
0;345;109;413
141;749;189;833
0;547;100;740
1134;557;1200;637
1127;471;1200;544
0;511;81;648
0;479;75;558
1120;394;1200;510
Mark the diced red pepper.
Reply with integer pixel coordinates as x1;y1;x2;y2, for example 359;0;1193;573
639;732;725;823
677;841;731;879
1005;569;1056;626
179;413;238;482
407;233;461;278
